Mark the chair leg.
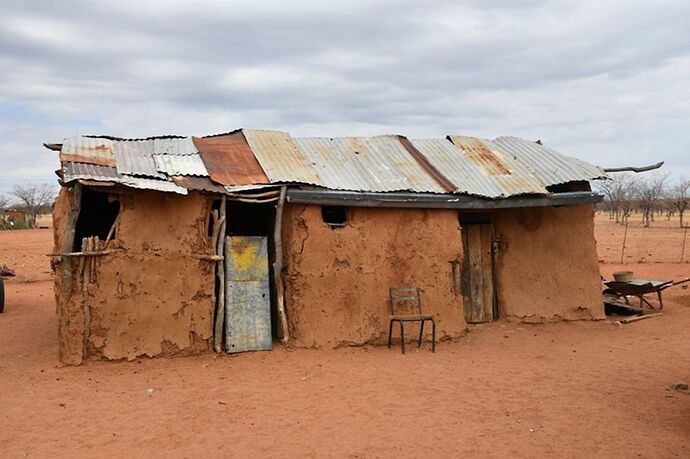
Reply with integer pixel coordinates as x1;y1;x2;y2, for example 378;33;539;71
388;320;394;348
431;320;436;353
400;321;405;354
418;319;425;347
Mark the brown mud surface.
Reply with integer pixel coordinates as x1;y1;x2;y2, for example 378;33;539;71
1;228;689;457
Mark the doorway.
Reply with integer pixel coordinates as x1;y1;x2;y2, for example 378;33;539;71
460;214;497;323
223;200;277;353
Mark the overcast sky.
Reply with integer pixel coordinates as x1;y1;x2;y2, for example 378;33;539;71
1;0;689;196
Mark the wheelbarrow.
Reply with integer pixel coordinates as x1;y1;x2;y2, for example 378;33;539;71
603;277;690;310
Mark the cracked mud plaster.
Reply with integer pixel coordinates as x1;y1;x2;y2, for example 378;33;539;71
492;204;605;322
54;188;215;364
281;204;466;348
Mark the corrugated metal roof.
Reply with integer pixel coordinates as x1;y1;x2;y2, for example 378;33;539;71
292;136;445;193
171;176;227;193
57;131;607;199
62;162;187;194
113;140;166;178
63;162;121;182
244;130;322;185
153;154;208;176
153;137;197;155
193;132;269;186
410;136;606;198
61;137;116;167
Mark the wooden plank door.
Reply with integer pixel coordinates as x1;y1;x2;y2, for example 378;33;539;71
224;236;273;353
461;224;496;323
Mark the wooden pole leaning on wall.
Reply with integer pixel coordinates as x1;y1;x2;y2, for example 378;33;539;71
213;196;227;353
273;186;289;343
61;183;82;303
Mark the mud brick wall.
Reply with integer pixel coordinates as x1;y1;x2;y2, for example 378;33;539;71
281;204;466;348
53;187;215;364
492;204;604;322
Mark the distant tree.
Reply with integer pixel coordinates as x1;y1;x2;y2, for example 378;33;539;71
0;194;9;210
10;183;57;229
669;176;690;228
635;173;668;227
596;174;635;224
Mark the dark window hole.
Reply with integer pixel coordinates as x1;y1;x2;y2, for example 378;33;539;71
73;188;120;250
321;206;348;227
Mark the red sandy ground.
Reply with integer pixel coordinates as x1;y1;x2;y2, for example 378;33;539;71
1;224;689;457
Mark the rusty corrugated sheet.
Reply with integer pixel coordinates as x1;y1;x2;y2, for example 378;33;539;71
411;136;605;198
63;162;121;183
243;130;321;185
292;135;444;192
171;176;227;193
153;154;208;176
62;162;187;194
153;137;197;155
113;140;166;178
193;132;269;186
447;135;549;196
60;137;116;167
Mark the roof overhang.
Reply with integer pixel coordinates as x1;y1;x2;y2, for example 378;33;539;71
286;189;603;209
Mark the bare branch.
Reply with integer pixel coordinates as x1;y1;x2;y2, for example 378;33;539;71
604;161;664;173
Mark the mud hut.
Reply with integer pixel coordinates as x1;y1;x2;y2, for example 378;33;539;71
45;130;607;365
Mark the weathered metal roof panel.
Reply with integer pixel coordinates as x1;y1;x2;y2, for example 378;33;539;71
193;132;269;186
61;137;116;167
153;154;208;176
490;136;607;187
63;162;121;183
445;135;546;196
62;162;187;194
171;176;227;193
292;136;444;193
153;137;197;155
113;140;166;178
243;130;322;185
120;176;187;195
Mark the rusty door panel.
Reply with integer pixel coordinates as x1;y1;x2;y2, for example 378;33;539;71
461;224;495;323
224;236;272;353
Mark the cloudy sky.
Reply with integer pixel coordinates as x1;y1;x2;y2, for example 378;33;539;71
1;0;689;196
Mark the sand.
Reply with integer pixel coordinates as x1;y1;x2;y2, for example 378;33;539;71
1;225;689;457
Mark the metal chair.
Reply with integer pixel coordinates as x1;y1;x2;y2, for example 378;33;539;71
387;287;436;354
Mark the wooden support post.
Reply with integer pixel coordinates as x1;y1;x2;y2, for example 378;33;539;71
61;183;82;300
681;227;688;263
273;186;289;343
213;196;227;353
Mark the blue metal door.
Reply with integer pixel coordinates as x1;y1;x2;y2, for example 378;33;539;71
224;236;273;353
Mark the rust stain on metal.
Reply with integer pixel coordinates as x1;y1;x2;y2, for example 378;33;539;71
397;136;456;193
193;132;269;186
60;137;116;167
448;136;511;176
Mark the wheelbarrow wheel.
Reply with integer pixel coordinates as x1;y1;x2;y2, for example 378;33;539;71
0;276;4;313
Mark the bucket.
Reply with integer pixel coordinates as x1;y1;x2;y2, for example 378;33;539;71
613;271;633;282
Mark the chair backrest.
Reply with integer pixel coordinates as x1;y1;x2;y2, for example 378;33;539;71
389;287;422;315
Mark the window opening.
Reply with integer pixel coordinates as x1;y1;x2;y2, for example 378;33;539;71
73;188;120;250
321;206;348;227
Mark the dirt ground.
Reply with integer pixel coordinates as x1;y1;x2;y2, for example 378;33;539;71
1;226;689;457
